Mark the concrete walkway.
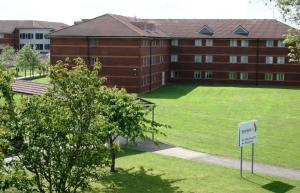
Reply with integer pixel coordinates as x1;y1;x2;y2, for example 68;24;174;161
125;139;300;181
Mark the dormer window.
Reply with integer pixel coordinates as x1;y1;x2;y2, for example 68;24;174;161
233;26;249;36
199;25;214;35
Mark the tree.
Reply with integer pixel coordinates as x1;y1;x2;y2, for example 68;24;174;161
38;54;50;76
0;45;16;70
265;0;300;62
0;58;110;193
16;44;41;77
100;87;165;172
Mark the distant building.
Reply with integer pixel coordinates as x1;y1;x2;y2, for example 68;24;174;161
0;20;68;53
50;14;299;93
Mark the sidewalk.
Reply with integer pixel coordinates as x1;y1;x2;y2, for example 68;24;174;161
125;139;300;181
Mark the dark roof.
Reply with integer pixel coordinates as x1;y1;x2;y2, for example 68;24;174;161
50;14;292;39
51;14;168;38
0;20;68;33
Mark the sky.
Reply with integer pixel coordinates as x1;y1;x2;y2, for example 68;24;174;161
0;0;287;25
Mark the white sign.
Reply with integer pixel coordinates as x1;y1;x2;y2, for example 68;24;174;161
238;120;257;147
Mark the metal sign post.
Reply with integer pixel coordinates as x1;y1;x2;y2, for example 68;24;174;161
238;120;257;177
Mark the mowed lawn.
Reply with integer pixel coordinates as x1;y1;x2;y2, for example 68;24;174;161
142;84;300;169
91;149;300;193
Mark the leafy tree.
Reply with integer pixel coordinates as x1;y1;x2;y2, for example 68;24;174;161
16;44;41;77
0;45;16;70
0;59;110;193
37;54;50;76
100;87;165;172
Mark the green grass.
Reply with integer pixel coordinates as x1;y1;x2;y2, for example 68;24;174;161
30;76;50;84
142;84;300;169
90;149;300;193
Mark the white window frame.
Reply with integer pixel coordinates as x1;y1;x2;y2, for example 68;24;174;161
206;39;213;47
230;39;237;47
0;33;4;38
266;56;273;64
171;39;178;46
205;55;213;63
241;40;249;47
194;71;202;79
266;40;274;47
276;73;285;81
240;72;248;80
229;56;237;63
194;55;202;63
204;71;213;79
240;56;248;64
265;73;273;81
229;72;237;80
195;39;202;46
277;56;285;64
277;40;285;48
171;55;178;62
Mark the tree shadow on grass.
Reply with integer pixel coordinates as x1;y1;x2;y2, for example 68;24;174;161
91;167;184;193
242;174;296;193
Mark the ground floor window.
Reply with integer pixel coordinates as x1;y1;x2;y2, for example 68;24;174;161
265;73;273;81
194;71;201;79
35;44;43;50
228;72;237;80
276;73;285;81
240;72;248;80
171;71;178;78
205;71;213;79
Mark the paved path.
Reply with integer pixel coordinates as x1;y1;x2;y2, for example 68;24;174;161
124;139;300;181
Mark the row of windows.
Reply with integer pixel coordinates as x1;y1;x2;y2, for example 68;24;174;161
142;55;168;65
19;44;50;50
171;55;286;64
171;71;285;81
171;39;285;48
142;39;167;47
142;74;161;86
20;33;49;40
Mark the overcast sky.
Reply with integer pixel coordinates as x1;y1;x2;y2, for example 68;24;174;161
0;0;285;25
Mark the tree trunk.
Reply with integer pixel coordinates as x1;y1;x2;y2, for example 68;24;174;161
109;137;116;172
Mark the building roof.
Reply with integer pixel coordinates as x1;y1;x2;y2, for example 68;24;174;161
50;14;292;39
0;20;68;33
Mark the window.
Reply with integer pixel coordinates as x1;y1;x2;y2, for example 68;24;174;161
20;33;26;39
170;71;178;78
142;40;149;46
35;44;43;50
195;39;202;46
89;38;98;46
199;25;214;35
91;57;98;65
171;55;178;62
171;39;178;46
229;56;237;63
35;33;43;39
160;40;164;47
151;40;157;46
204;72;213;79
240;72;248;80
19;44;25;49
194;55;202;63
152;56;156;64
276;73;285;81
45;44;50;50
27;33;33;39
0;33;4;38
143;56;150;65
241;56;248;64
266;40;274;47
229;72;237;80
160;56;164;63
265;73;273;81
278;40;285;47
205;55;213;63
194;71;201;79
233;26;249;36
241;40;249;47
266;56;273;64
206;39;213;46
230;39;237;47
277;56;285;64
44;34;50;39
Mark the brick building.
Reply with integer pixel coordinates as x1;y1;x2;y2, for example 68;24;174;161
0;20;67;53
50;14;299;93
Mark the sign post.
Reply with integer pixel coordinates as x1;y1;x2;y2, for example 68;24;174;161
238;120;257;177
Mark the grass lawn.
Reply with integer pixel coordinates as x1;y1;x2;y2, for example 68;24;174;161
91;149;300;193
30;76;50;84
142;84;300;169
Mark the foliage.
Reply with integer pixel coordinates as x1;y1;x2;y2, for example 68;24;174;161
37;54;50;75
16;44;41;77
284;29;300;62
0;45;16;69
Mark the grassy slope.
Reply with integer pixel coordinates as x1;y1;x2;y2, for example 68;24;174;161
91;149;300;193
142;84;300;169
